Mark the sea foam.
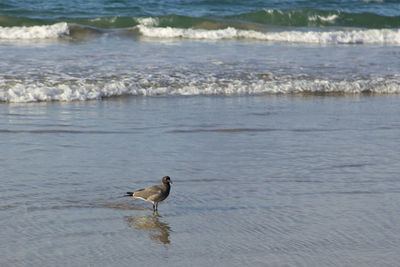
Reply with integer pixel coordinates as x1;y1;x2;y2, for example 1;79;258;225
137;25;400;45
0;22;69;39
1;21;399;45
1;77;399;102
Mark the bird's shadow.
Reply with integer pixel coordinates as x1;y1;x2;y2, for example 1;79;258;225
125;213;171;244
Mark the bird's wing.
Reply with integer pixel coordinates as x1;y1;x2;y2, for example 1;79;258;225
146;184;163;193
133;184;162;198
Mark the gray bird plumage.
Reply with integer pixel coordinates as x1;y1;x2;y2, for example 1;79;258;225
125;176;172;211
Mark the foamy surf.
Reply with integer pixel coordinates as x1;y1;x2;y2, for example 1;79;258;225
1;78;399;102
0;22;69;39
137;25;400;45
1;20;399;45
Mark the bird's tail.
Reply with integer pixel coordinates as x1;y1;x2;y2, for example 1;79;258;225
125;192;134;197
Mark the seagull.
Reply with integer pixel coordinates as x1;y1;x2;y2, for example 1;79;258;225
125;176;172;211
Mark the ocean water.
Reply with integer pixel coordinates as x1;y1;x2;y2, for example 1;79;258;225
1;0;400;266
1;0;400;101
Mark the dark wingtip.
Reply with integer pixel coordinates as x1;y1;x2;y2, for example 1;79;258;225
125;192;134;197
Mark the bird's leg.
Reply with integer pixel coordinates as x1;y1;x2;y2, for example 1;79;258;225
156;202;158;211
152;203;155;211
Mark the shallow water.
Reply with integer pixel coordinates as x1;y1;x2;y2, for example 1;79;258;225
2;37;400;103
1;95;400;266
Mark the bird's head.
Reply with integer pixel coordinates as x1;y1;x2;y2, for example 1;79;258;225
162;176;172;184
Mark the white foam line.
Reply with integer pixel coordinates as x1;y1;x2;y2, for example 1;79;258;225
0;22;69;39
137;25;400;45
1;78;399;102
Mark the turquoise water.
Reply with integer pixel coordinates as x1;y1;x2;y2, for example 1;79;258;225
2;0;400;22
1;0;400;29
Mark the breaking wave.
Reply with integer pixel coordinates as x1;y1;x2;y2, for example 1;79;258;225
1;8;400;44
136;26;400;45
1;22;400;45
0;22;69;39
1;77;399;102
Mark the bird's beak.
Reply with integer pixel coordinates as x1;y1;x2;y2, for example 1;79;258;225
170;180;173;184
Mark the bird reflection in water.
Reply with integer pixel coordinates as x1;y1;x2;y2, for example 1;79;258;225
125;214;171;244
